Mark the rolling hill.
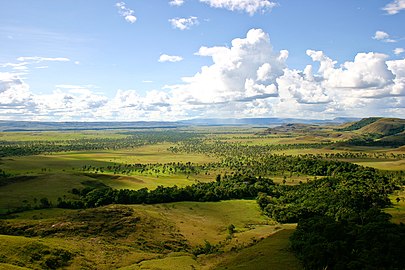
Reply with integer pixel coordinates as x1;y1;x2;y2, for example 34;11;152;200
337;117;405;147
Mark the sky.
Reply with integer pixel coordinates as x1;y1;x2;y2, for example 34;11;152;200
0;0;405;121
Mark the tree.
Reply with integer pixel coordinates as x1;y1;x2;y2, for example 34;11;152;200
227;224;236;235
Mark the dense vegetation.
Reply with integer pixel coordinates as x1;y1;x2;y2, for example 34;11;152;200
256;161;405;269
56;174;277;208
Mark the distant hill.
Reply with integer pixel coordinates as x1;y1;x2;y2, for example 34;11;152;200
0;121;182;132
337;117;382;131
0;117;358;131
358;118;405;136
337;117;405;147
256;123;324;135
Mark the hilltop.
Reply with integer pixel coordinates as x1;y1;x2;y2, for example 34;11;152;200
336;117;405;147
338;117;405;135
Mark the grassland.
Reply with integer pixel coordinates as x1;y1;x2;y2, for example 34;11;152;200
1;120;404;269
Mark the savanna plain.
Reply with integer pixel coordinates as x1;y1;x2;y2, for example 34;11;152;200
0;117;405;270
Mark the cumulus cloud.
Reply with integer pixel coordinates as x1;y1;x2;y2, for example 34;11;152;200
169;16;199;30
158;54;183;62
373;31;390;40
0;72;110;120
372;31;396;43
116;2;137;24
169;0;184;6
394;48;405;55
383;0;405;15
0;73;35;119
307;50;395;90
387;58;405;96
2;29;405;121
167;28;287;105
200;0;277;15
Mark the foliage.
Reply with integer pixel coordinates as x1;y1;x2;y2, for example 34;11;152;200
57;175;277;208
192;240;221;255
290;213;405;270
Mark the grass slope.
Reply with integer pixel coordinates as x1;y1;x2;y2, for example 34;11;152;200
338;117;382;131
358;118;405;136
214;229;302;270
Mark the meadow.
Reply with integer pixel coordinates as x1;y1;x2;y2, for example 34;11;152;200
0;119;404;269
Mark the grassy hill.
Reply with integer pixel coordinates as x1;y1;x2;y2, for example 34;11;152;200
335;117;405;148
337;117;382;131
358;118;405;136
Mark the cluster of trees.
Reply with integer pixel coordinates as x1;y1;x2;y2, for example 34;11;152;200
308;152;405;160
290;213;405;270
343;135;405;148
57;174;277;208
257;168;393;223
256;159;404;269
168;140;331;158
82;161;214;176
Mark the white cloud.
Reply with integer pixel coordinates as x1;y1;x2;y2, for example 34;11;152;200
0;62;29;71
200;0;277;15
373;31;390;40
167;28;287;104
383;0;405;15
158;54;183;62
276;67;330;105
17;56;70;62
387;58;405;96
169;16;199;30
307;50;395;90
2;29;405;121
372;31;396;43
0;57;70;72
169;0;185;6
55;84;98;90
394;48;405;55
116;2;137;24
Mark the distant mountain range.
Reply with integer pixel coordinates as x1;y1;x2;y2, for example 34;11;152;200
0;117;361;132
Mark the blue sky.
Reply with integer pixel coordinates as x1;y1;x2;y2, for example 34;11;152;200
0;0;404;121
